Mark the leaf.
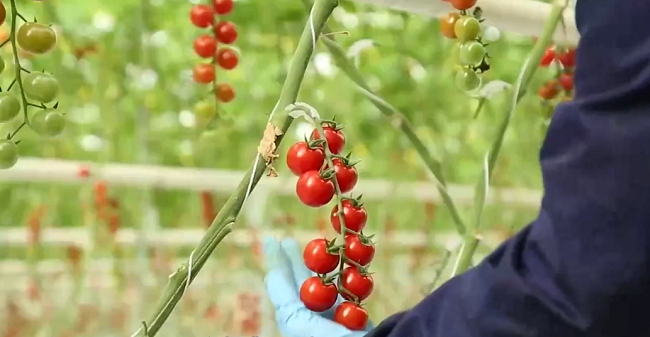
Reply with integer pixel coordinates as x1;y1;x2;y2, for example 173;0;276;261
285;102;320;123
468;80;511;99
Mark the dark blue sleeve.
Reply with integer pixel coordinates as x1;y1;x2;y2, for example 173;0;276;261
366;1;650;336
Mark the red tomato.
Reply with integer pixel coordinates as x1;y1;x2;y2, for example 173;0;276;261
214;21;238;44
558;73;573;91
332;159;357;193
539;48;555;67
193;35;217;58
330;200;367;234
286;141;325;176
299;277;338;312
190;5;214;28
216;83;235;102
345;234;375;266
213;0;234;15
303;238;339;274
340;266;373;301
557;49;576;68
94;180;108;205
538;81;559;100
193;63;215;83
296;171;335;207
77;165;90;178
450;0;476;10
216;48;238;70
333;302;368;330
311;126;345;154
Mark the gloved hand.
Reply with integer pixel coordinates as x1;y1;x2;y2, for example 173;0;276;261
263;237;375;337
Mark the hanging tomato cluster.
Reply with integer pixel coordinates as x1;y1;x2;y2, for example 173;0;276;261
440;0;497;92
538;46;576;101
285;122;375;331
189;0;238;103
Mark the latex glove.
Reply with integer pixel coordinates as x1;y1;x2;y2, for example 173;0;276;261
263;237;374;337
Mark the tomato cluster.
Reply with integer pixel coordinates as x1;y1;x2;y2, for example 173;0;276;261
537;46;576;117
440;0;494;92
286;122;375;330
190;0;238;104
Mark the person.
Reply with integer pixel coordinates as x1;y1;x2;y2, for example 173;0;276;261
263;0;650;336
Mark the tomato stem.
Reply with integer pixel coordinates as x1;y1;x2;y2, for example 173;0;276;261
8;0;31;138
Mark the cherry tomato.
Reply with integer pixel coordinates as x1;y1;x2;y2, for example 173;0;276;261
213;0;234;15
286;141;325;176
455;68;480;92
311;126;345;154
0;93;20;123
0;139;18;169
193;100;217;119
458;41;485;66
538;81;559;100
193;35;217;58
557;49;576;68
31;109;65;138
332;159;357;193
345;234;375;266
216;83;235;102
453;16;480;42
558;73;573;91
216;48;238;70
299;276;338;312
303;238;339;274
22;72;59;103
450;0;477;10
340;266;373;301
333;302;368;330
540;48;555;67
190;5;214;28
193;63;215;83
17;22;56;54
214;21;238;44
296;170;335;207
77;166;90;178
0;2;5;27
439;12;460;39
330;200;367;234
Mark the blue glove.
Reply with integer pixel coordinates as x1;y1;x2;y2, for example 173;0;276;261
263;237;374;337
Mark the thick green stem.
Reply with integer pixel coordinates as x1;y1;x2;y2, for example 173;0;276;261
131;0;339;335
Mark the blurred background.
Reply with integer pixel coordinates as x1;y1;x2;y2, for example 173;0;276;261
0;0;573;336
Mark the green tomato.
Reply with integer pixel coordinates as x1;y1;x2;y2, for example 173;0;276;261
0;139;18;169
23;72;59;103
458;41;486;66
454;16;481;42
17;22;57;54
0;93;20;123
455;68;481;92
31;109;65;137
193;100;217;119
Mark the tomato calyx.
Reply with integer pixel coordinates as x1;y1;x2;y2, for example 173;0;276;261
332;152;360;167
318;120;344;132
340;194;364;208
304;135;326;149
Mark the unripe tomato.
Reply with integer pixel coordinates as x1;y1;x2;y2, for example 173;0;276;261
31;109;65;138
455;68;480;92
190;5;214;28
286;141;325;176
215;83;235;102
0;93;21;123
450;0;477;10
330;200;367;234
17;23;56;54
439;12;460;39
340;266;373;301
345;234;375;266
214;21;238;44
303;238;339;274
332;159;357;193
193;35;217;58
0;139;18;169
558;73;573;91
311;126;345;154
299;277;338;312
453;16;480;42
22;72;59;103
193;63;215;83
216;48;238;70
458;41;485;66
193;100;217;119
296;170;334;207
213;0;234;15
333;302;368;330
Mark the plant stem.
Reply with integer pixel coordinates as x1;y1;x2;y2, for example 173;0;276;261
8;0;30;138
131;0;339;335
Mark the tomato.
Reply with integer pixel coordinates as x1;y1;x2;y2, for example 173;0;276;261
0;2;5;27
330;200;367;234
453;16;480;43
455;68;480;92
340;266;373;301
0;93;20;123
311;126;345;154
540;48;555;67
558;73;573;91
0;55;5;74
77;166;90;178
215;83;235;102
333;302;368;330
94;180;109;205
538;81;559;100
303;238;339;274
450;0;477;10
193;100;217;119
0;139;18;169
458;41;485;66
31;109;65;137
214;21;238;44
296;170;335;207
216;48;238;70
299;276;338;312
439;12;460;39
345;234;375;266
193;35;217;58
22;72;59;103
190;5;214;28
557;49;576;68
286;141;325;176
213;0;234;15
17;22;56;54
332;159;357;193
193;63;215;83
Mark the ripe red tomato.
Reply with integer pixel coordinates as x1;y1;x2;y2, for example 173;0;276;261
216;48;238;70
193;63;215;83
558;73;573;91
216;83;235;102
299;277;338;312
311;126;345;154
77;165;90;178
190;5;214;28
332;159;357;193
538;81;559;100
557;49;576;68
193;35;217;58
214;21;238;44
539;48;555;67
330;200;367;234
340;266;373;301
333;302;368;330
345;234;375;266
286;141;325;176
213;0;234;15
296;171;335;207
303;238;339;274
450;0;477;10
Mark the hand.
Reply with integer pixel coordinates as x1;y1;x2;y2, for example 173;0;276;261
263;237;374;337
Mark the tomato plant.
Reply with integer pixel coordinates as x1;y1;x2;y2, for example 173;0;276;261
17;22;56;54
31;109;66;138
286;141;325;176
345;234;375;266
215;21;238;44
311;125;345;154
330;199;367;234
216;48;238;70
193;35;217;58
303;238;339;274
193;63;215;83
215;83;235;102
190;5;214;28
296;170;335;207
333;302;368;330
299;277;338;312
0;139;18;169
0;93;20;123
22;72;59;103
213;0;234;15
340;266;373;301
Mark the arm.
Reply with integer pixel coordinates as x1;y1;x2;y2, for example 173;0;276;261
367;1;650;336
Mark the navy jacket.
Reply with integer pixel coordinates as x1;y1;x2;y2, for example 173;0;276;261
367;1;650;336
